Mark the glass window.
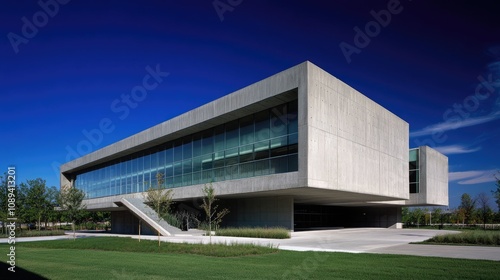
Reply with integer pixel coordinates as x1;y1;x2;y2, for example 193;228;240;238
213;167;225;182
165;177;173;188
174;175;182;187
271;136;288;157
136;156;143;175
201;153;213;170
239;162;254;178
151;152;159;170
120;161;126;178
174;140;183;162
225;148;239;166
202;170;213;183
409;170;419;183
213;151;225;168
192;172;202;185
183;159;192;174
410;160;417;170
271;104;287;138
288;99;298;134
255;110;270;141
143;169;150;188
288;154;298;172
214;125;225;152
254;140;269;160
225;120;239;149
225;165;239;180
270;156;288;174
410;183;419;193
239;144;253;163
202;130;214;155
409;149;418;162
74;99;300;199
165;144;173;163
137;174;144;192
240;115;254;145
192;156;202;172
183;137;192;160
288;133;298;154
143;154;151;173
158;149;166;169
131;157;138;175
182;174;192;186
192;133;202;157
165;163;173;177
173;162;182;176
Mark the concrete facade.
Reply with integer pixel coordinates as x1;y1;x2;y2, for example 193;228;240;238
406;146;449;206
60;61;448;232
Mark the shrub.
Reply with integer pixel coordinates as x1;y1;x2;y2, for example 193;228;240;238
424;231;500;246
20;237;278;257
162;212;182;228
2;230;66;238
216;227;290;239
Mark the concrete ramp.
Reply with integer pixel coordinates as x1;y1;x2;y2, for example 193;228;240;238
118;197;184;236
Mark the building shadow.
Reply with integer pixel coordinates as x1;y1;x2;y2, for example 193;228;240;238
0;262;48;279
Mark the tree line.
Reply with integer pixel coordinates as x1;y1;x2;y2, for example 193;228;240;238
0;174;109;234
403;176;500;229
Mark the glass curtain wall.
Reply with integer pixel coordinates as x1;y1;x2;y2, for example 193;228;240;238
409;148;419;193
75;100;299;199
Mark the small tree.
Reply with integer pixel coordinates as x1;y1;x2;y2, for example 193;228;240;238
413;208;424;228
432;208;443;227
143;172;173;246
402;207;410;227
58;185;86;240
25;179;51;231
201;183;229;243
459;193;476;225
476;193;493;230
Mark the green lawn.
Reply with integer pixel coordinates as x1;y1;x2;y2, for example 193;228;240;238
1;237;499;279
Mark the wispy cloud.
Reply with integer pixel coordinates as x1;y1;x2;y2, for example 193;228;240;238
411;113;500;137
449;169;498;185
434;145;481;155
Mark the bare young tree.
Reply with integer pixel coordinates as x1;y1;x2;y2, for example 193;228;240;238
201;183;229;244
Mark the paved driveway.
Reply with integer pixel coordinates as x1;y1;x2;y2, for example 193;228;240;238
280;228;456;252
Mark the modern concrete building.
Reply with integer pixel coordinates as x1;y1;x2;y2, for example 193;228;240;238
60;61;448;234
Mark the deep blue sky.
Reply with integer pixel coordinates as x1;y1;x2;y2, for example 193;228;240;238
1;0;499;209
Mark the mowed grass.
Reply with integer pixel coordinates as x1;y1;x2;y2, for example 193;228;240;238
1;237;499;279
216;227;290;239
422;230;500;246
15;237;278;257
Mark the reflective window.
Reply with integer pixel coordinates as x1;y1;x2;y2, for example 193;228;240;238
75;100;299;199
409;148;419;193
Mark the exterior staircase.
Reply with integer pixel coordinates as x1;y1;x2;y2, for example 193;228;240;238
118;197;184;236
